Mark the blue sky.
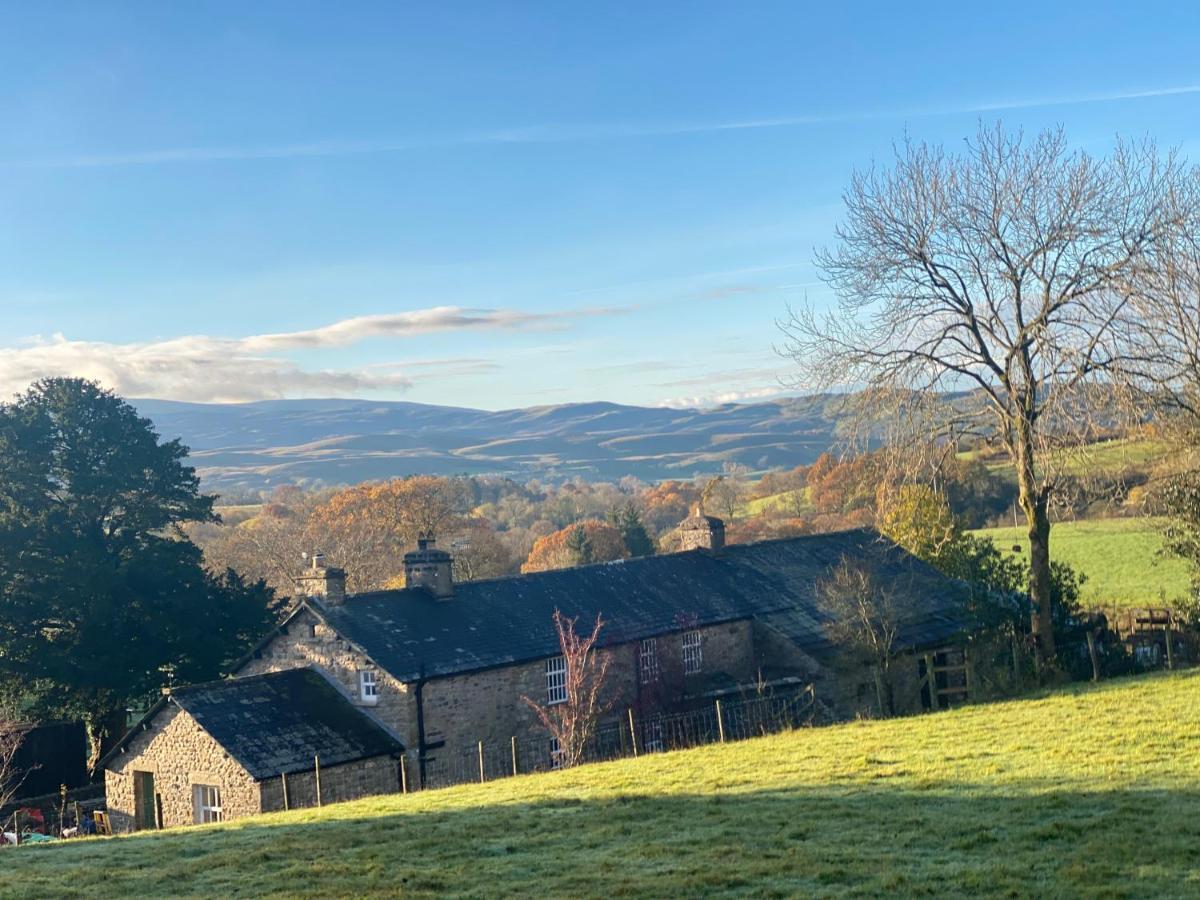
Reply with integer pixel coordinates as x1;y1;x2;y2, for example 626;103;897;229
2;2;1199;408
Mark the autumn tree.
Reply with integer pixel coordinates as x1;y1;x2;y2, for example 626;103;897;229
306;476;472;592
783;125;1196;665
521;610;611;768
522;520;629;573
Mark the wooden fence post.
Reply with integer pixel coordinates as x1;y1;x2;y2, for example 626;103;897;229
923;652;938;710
627;708;639;758
1166;628;1175;671
511;736;519;777
964;645;977;700
281;771;290;810
314;754;323;807
400;756;408;794
477;741;486;783
154;793;164;830
715;699;725;743
1086;631;1101;682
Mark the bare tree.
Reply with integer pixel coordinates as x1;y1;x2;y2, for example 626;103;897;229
522;610;611;768
819;559;904;716
783;124;1195;665
0;716;29;811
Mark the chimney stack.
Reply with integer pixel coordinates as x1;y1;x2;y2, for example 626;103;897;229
403;532;454;599
678;504;725;552
296;552;347;605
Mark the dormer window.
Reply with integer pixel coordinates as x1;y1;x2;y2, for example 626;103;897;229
359;670;379;704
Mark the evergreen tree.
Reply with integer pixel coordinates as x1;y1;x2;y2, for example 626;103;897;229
0;379;278;770
608;501;655;557
565;523;594;566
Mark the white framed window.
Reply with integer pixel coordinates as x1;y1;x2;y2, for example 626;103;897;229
192;784;222;824
548;736;564;769
359;670;379;704
639;638;660;684
682;630;703;675
643;721;664;753
545;655;567;705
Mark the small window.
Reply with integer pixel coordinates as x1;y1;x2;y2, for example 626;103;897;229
548;736;564;769
359;670;379;704
682;630;703;674
192;784;222;824
643;721;664;753
639;638;660;684
545;656;567;705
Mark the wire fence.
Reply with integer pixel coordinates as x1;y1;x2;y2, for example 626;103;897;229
415;685;818;792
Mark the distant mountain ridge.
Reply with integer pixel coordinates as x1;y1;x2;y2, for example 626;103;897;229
133;396;852;494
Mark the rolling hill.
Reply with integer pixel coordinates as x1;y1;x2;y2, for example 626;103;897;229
5;671;1198;897
134;396;852;493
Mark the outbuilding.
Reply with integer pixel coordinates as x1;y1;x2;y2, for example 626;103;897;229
101;667;404;832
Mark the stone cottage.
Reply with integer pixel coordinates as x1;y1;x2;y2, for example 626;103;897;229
101;668;403;831
102;511;974;830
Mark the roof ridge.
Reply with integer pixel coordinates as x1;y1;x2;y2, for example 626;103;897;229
169;666;311;697
345;528;882;601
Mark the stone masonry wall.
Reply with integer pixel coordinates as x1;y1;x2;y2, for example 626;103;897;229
259;755;400;812
104;704;260;832
418;619;759;775
237;607;417;747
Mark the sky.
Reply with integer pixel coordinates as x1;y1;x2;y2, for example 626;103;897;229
2;2;1200;410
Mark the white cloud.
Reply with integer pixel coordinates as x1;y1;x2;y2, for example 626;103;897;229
18;83;1200;169
0;305;622;403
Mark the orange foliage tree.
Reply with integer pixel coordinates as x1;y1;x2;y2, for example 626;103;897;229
522;519;629;573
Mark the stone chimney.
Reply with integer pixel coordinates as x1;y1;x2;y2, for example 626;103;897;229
403;532;454;599
296;552;347;605
679;505;725;552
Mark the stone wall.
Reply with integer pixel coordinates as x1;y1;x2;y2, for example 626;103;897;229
259;755;400;812
237;607;417;746
418;618;760;775
104;704;260;832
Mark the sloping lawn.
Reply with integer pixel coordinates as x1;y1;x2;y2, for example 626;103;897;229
974;517;1192;608
3;671;1198;898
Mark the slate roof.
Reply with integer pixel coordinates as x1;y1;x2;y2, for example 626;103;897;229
102;668;403;779
311;529;972;683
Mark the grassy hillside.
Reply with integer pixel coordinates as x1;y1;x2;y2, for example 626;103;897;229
5;672;1199;897
974;517;1192;608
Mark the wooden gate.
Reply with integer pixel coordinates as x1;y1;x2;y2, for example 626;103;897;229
921;647;972;710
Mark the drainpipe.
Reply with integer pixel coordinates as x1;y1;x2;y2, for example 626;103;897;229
415;665;428;789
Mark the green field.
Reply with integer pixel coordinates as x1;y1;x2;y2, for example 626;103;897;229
974;517;1192;608
961;438;1171;478
742;487;812;517
5;672;1199;897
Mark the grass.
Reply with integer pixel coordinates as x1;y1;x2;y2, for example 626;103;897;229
974;517;1192;608
5;671;1199;898
960;438;1170;478
742;487;812;517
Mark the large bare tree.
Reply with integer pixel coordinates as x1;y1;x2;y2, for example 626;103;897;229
783;125;1195;665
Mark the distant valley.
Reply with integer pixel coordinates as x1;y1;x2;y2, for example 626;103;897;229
134;396;852;494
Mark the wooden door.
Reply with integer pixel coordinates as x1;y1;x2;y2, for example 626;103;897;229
133;771;156;830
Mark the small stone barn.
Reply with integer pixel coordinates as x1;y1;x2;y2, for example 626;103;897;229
101;668;404;831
